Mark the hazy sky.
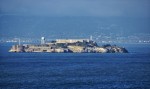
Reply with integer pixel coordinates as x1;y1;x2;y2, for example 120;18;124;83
0;0;150;17
0;0;150;38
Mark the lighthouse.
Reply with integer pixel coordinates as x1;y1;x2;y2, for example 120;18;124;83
90;35;93;41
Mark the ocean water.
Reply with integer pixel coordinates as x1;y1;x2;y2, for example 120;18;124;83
0;43;150;89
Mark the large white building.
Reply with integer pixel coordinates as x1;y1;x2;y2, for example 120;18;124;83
56;39;90;43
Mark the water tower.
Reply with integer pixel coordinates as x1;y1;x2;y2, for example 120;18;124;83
41;37;45;44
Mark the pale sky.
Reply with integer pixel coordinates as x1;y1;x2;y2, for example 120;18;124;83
0;0;150;17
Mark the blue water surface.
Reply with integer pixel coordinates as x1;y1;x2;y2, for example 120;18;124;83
0;43;150;89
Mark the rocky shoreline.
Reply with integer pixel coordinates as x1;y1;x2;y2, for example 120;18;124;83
9;39;128;53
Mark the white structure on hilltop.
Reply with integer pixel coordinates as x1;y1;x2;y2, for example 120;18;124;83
41;37;45;44
56;39;90;43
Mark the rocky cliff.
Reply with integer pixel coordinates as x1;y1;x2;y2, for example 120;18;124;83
9;40;128;53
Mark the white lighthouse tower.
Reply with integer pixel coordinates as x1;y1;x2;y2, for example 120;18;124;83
41;37;45;44
90;35;93;41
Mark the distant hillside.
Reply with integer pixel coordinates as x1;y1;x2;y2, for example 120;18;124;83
0;15;150;38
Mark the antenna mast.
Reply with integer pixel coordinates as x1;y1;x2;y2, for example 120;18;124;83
18;38;20;45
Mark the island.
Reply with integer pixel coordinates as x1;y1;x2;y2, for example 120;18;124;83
9;37;128;53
